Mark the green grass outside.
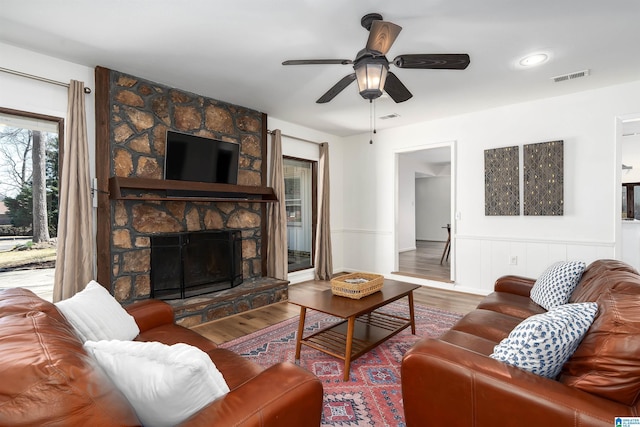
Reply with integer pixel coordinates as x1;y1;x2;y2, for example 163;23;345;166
0;248;56;269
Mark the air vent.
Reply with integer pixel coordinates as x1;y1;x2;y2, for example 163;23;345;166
379;113;400;120
551;69;590;83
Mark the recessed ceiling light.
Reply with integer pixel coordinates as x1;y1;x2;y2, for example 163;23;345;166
379;113;400;120
519;53;549;67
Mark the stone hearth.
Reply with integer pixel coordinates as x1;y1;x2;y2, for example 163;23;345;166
168;277;288;327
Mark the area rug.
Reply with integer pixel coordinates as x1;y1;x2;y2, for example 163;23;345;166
220;301;462;427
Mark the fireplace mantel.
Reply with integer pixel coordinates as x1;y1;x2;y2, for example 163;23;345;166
108;176;277;203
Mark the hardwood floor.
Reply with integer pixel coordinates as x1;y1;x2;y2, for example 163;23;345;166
192;279;484;345
394;240;451;283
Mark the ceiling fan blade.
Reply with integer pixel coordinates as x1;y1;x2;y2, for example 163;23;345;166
282;59;353;66
316;73;357;103
365;20;402;55
393;54;470;70
384;72;412;103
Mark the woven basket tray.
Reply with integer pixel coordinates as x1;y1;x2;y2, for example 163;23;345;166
330;272;384;299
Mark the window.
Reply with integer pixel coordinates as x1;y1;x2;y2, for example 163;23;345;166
0;108;62;301
284;157;317;272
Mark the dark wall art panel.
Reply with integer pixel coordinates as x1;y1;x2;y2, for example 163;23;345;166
523;140;564;216
484;146;520;216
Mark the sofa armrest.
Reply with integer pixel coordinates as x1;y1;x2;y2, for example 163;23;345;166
402;338;630;427
125;299;175;333
179;362;323;427
494;275;535;296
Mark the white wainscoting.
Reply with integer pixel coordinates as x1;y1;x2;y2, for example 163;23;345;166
341;228;394;274
455;235;615;294
338;229;615;296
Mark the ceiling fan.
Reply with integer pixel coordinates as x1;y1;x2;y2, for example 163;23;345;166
282;13;471;104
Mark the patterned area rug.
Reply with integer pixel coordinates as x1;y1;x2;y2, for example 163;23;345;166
220;301;462;427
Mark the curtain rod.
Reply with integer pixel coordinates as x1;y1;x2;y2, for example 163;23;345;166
267;129;322;146
0;66;92;94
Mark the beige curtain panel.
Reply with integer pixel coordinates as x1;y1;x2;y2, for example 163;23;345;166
266;129;288;280
53;80;95;302
314;142;333;280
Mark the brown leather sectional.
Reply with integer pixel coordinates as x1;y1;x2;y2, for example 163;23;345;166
402;259;640;426
0;288;323;426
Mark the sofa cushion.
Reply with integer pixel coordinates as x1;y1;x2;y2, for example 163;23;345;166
560;290;640;405
477;291;546;320
135;322;218;352
0;301;139;425
490;302;598;378
55;280;140;342
440;329;499;356
571;270;640;304
451;309;523;343
530;261;586;310
85;339;229;427
570;259;639;303
0;287;66;322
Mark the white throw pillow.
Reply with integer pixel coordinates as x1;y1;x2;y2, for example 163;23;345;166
530;261;586;310
490;302;598;378
55;280;140;342
84;340;229;427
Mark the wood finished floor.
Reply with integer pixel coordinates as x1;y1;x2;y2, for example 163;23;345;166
394;240;451;283
193;279;484;345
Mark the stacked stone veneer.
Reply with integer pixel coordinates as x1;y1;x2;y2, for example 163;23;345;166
107;69;286;325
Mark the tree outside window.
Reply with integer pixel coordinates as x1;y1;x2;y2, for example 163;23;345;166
0;110;60;300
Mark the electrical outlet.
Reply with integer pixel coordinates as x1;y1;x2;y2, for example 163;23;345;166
509;256;518;266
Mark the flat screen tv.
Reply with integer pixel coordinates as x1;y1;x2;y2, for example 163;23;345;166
164;130;239;185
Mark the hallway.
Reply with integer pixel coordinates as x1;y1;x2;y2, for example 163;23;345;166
395;240;451;283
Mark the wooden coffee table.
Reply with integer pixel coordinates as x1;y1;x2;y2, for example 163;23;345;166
288;279;420;381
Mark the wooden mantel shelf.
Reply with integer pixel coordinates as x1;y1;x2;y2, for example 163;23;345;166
108;176;277;203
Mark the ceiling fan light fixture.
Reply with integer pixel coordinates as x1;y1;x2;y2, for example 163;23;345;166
355;59;389;100
518;52;549;67
283;13;469;104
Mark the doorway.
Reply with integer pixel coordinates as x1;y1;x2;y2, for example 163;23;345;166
395;144;453;282
618;114;640;270
284;156;317;272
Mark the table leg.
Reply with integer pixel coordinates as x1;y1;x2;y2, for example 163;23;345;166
295;306;306;362
343;315;355;381
408;291;416;334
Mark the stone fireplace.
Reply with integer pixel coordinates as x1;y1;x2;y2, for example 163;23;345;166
95;67;287;327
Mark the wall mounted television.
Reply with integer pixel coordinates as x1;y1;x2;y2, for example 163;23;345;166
164;130;239;185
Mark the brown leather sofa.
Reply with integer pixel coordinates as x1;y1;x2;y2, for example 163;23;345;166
402;259;640;426
0;287;323;426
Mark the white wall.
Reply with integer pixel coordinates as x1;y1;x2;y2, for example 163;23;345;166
416;176;451;241
267;117;345;283
0;42;96;177
397;155;417;252
341;80;640;294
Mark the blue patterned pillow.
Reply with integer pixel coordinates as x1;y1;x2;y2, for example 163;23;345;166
530;261;586;310
490;302;598;378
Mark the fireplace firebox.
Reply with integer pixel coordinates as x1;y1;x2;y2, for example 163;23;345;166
150;230;243;299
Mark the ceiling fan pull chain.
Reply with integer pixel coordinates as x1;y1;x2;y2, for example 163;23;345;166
373;99;377;135
369;99;374;144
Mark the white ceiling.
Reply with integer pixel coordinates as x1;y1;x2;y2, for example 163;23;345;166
1;0;640;137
